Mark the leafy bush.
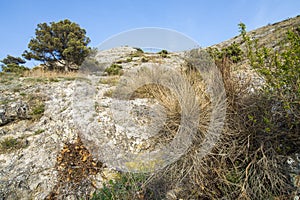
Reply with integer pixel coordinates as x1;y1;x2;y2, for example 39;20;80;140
245;24;300;152
31;103;45;115
158;49;169;58
210;23;300;199
26;94;46;120
0;137;26;153
126;57;133;62
133;47;144;53
104;64;123;75
208;42;243;63
91;172;147;200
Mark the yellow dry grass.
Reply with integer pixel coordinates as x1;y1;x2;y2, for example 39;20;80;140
23;67;79;78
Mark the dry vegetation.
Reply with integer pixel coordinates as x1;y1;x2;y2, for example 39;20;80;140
96;58;295;200
23;67;79;79
1;17;299;200
92;23;300;199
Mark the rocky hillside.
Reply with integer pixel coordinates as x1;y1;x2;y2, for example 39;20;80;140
0;48;186;199
212;15;300;50
0;16;300;200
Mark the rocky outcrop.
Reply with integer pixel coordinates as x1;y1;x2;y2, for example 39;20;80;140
0;80;78;199
0;101;29;126
0;50;184;199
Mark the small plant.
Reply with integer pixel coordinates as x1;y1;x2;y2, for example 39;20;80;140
115;57;133;64
131;48;144;57
0;137;25;153
133;47;144;53
63;77;77;81
104;64;123;75
13;87;21;93
91;172;147;200
29;100;45;120
34;129;45;135
158;49;169;58
32;103;45;115
207;42;243;63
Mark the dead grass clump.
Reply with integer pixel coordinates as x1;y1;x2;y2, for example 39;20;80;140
23;67;79;79
117;63;213;157
99;76;120;86
141;55;295;199
46;136;104;199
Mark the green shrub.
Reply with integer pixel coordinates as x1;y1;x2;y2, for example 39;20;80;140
28;98;45;120
115;57;133;64
32;103;45;115
0;137;25;153
158;49;169;58
131;48;144;57
133;47;144;53
207;42;243;63
241;23;300;133
126;57;132;62
104;64;123;75
91;172;147;200
103;89;114;97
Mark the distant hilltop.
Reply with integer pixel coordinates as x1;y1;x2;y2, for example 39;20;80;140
211;15;300;50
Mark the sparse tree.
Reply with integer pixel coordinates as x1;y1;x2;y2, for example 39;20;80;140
23;19;91;71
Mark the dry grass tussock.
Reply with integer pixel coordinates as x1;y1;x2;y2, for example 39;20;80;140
115;55;297;199
116;61;214;156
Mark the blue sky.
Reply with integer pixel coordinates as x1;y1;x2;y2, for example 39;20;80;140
0;0;299;67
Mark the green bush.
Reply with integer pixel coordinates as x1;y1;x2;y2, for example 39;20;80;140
158;49;169;58
32;103;45;115
129;48;144;58
133;47;144;53
207;42;243;63
0;137;25;153
104;64;123;75
241;23;300;135
91;172;147;200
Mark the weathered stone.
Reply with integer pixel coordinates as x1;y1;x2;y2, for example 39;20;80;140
0;108;6;125
0;101;29;126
